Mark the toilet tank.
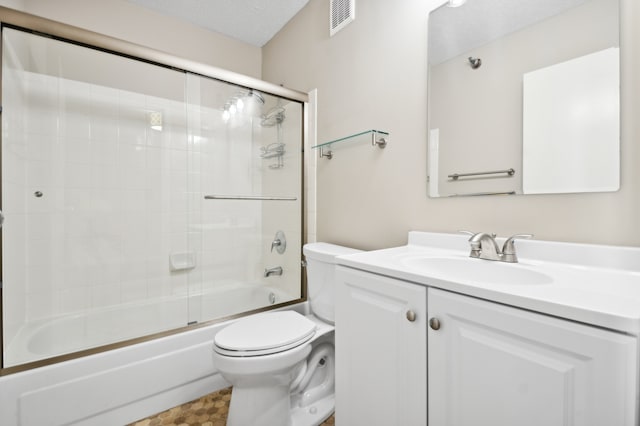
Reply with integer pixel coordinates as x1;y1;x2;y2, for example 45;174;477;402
303;242;362;324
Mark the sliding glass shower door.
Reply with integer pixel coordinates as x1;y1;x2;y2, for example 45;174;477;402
185;74;303;325
1;27;303;369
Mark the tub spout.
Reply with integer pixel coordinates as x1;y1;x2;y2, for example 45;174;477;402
264;266;283;277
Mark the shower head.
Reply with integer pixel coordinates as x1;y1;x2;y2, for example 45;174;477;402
222;90;266;121
247;89;265;105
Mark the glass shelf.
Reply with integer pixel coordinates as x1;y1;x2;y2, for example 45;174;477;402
312;129;388;159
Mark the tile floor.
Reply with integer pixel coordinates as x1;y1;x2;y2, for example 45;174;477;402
129;387;335;426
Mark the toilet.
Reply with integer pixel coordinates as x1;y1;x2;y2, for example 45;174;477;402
212;242;361;426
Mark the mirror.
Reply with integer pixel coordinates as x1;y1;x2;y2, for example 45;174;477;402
427;0;620;197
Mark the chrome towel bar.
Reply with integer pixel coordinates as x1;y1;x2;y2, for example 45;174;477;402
448;168;515;180
204;195;297;201
448;191;516;197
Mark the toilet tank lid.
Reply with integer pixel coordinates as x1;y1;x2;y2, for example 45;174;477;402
303;242;362;263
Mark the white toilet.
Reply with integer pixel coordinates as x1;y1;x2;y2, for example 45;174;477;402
212;242;361;426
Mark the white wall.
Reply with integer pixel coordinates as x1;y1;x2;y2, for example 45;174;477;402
0;0;21;9
262;0;640;249
0;0;262;78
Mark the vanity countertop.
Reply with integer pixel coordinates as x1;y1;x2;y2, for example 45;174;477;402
336;231;640;335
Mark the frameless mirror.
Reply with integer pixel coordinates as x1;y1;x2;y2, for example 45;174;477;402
427;0;620;197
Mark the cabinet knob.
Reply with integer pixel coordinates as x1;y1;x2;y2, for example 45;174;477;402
406;310;416;322
429;317;441;330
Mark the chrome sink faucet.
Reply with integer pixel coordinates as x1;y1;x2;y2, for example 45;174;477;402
468;232;501;260
460;231;533;263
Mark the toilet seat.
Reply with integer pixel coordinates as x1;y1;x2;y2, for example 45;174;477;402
214;311;317;357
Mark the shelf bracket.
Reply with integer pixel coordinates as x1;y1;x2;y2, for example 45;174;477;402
319;145;333;160
372;131;387;149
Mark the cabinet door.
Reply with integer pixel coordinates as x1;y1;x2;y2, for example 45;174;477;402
335;266;427;426
428;288;638;426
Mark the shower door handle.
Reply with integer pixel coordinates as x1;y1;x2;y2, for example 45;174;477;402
0;209;4;228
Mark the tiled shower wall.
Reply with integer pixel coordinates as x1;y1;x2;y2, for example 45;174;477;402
1;29;302;358
2;69;194;344
260;101;304;298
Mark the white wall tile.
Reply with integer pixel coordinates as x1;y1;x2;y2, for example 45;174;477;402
63;163;93;189
3;61;304;363
58;287;90;314
90;116;119;142
91;139;119;166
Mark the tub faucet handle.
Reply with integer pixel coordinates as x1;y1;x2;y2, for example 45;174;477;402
270;230;286;254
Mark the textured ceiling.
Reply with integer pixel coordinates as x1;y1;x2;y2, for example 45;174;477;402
127;0;310;47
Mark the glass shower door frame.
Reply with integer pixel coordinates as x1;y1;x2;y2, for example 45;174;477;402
0;7;308;374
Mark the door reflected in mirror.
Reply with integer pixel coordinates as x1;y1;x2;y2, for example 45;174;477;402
427;0;620;197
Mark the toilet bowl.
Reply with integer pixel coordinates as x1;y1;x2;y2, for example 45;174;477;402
212;242;361;426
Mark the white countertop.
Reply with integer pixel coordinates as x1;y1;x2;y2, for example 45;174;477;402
335;231;640;335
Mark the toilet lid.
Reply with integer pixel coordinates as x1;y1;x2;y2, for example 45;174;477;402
214;311;317;356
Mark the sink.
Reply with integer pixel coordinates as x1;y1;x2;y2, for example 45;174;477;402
401;256;553;285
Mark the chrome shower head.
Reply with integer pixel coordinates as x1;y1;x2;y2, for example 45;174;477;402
247;89;265;105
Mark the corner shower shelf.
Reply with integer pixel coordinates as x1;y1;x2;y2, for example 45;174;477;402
312;129;389;159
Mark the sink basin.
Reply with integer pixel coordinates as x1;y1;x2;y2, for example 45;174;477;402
401;256;553;285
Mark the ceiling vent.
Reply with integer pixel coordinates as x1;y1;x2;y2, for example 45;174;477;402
330;0;355;36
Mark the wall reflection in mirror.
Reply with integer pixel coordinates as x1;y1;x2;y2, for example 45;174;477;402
427;0;620;197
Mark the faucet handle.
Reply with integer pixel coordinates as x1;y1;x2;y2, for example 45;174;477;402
270;230;286;254
458;230;476;239
459;230;497;238
459;230;482;257
501;234;533;262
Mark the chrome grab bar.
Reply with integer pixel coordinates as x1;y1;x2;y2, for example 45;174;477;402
448;168;515;180
204;195;297;201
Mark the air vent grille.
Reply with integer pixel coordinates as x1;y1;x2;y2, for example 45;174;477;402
330;0;355;36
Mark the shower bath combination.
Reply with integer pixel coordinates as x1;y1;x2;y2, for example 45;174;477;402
0;24;305;371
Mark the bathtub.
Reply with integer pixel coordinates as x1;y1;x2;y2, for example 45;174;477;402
0;285;306;426
5;283;292;367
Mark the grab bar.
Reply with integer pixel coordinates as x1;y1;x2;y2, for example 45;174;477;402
204;195;297;201
448;168;515;180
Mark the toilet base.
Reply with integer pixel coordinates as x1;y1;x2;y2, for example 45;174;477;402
226;386;334;426
227;382;294;426
291;394;334;426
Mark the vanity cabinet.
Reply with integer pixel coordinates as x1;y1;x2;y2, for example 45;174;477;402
428;288;638;426
334;266;427;426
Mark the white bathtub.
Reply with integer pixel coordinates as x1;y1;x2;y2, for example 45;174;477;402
0;285;306;426
5;283;292;367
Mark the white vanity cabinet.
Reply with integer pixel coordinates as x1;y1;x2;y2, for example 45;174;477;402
334;266;427;426
428;287;638;426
